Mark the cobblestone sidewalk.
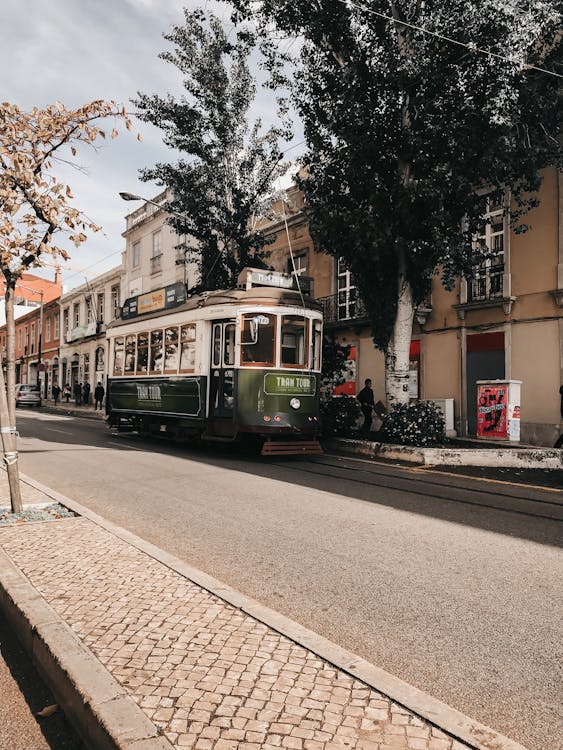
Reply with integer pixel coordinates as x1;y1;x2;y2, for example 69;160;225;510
0;471;493;750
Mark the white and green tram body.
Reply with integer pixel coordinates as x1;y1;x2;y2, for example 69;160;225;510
106;285;323;452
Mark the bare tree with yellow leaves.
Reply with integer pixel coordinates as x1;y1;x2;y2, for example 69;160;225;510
0;100;134;511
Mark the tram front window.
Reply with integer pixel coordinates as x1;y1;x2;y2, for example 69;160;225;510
241;313;275;366
281;315;307;367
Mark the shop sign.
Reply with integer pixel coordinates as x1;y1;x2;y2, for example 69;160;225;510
121;282;186;319
264;373;316;396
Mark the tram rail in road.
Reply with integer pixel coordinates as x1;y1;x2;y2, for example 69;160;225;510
268;453;563;522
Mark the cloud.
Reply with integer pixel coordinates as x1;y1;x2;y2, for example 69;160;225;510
2;0;302;290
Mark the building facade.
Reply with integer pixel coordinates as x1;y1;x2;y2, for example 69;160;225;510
58;266;123;399
263;168;563;446
0;273;62;395
121;190;199;300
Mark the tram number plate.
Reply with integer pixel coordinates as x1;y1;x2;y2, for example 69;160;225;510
264;373;315;396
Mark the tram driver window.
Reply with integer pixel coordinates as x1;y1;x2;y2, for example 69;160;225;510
281;315;307;367
113;337;124;376
241;314;275;366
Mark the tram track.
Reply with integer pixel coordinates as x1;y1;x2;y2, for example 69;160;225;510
266;453;563;522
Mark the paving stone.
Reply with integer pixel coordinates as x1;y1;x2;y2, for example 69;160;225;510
0;505;472;750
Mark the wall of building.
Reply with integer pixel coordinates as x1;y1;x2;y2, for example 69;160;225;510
511;319;560;445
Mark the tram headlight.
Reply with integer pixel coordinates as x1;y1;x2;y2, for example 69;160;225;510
290;398;301;410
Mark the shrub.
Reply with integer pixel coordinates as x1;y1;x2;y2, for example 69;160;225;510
380;400;445;447
320;395;362;437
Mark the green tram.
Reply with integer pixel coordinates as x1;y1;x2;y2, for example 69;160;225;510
106;274;323;455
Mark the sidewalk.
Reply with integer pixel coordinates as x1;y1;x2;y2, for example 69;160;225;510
0;471;528;750
38;400;106;421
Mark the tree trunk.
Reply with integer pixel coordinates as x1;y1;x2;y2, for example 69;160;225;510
385;248;414;408
2;284;22;512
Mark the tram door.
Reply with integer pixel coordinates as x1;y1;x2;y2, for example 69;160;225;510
209;320;236;422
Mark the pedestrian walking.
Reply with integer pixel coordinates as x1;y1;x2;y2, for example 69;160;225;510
63;384;71;403
357;378;375;435
52;383;61;405
83;381;91;406
74;381;82;406
94;381;105;411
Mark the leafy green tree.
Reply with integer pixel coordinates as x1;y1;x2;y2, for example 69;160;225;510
232;0;562;406
135;8;289;293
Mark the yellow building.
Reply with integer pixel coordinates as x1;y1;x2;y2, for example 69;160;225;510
264;168;563;446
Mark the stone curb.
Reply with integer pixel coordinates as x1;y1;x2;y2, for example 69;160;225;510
10;470;530;750
330;437;563;469
39;404;106;421
0;545;174;750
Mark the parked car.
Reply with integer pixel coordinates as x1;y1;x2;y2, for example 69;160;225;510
15;383;42;407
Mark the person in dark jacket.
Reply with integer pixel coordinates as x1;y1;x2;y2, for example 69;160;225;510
357;378;375;435
83;381;91;406
94;382;105;411
52;384;61;405
74;381;82;406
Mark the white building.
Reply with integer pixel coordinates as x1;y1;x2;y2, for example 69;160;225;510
58;265;123;398
121;189;199;299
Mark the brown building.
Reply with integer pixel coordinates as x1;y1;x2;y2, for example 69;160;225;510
263;168;563;446
0;272;63;396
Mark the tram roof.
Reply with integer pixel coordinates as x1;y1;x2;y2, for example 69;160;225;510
107;286;321;330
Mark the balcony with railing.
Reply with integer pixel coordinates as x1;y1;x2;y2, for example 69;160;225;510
317;289;368;326
150;253;163;275
468;263;504;303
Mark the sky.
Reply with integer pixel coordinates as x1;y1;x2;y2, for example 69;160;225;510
2;0;301;292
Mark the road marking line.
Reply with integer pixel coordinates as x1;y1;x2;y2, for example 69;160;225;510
45;428;72;434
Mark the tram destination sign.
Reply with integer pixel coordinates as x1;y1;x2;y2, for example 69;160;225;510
121;282;186;319
264;373;316;396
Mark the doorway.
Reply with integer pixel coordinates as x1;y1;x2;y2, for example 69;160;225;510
209;320;236;420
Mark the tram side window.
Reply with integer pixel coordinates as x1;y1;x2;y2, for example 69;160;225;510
313;320;322;371
281;315;307;367
113;337;124;376
241;314;275;366
124;335;136;374
164;327;179;373
224;323;235;366
136;332;149;375
150;330;164;373
179;324;196;372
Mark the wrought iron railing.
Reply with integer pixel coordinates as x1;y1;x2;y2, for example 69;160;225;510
317;289;368;325
468;263;504;302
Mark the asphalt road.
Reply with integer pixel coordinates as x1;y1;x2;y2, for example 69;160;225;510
11;410;563;750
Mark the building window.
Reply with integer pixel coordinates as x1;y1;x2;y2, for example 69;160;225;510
132;241;141;268
73;303;80;328
86;297;93;324
46;317;51;343
63;307;69;335
97;292;104;324
31;323;35;354
54;313;60;339
337;258;357;320
289;251;308;277
18;329;22;349
151;231;163;274
470;198;506;302
111;286;120;319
